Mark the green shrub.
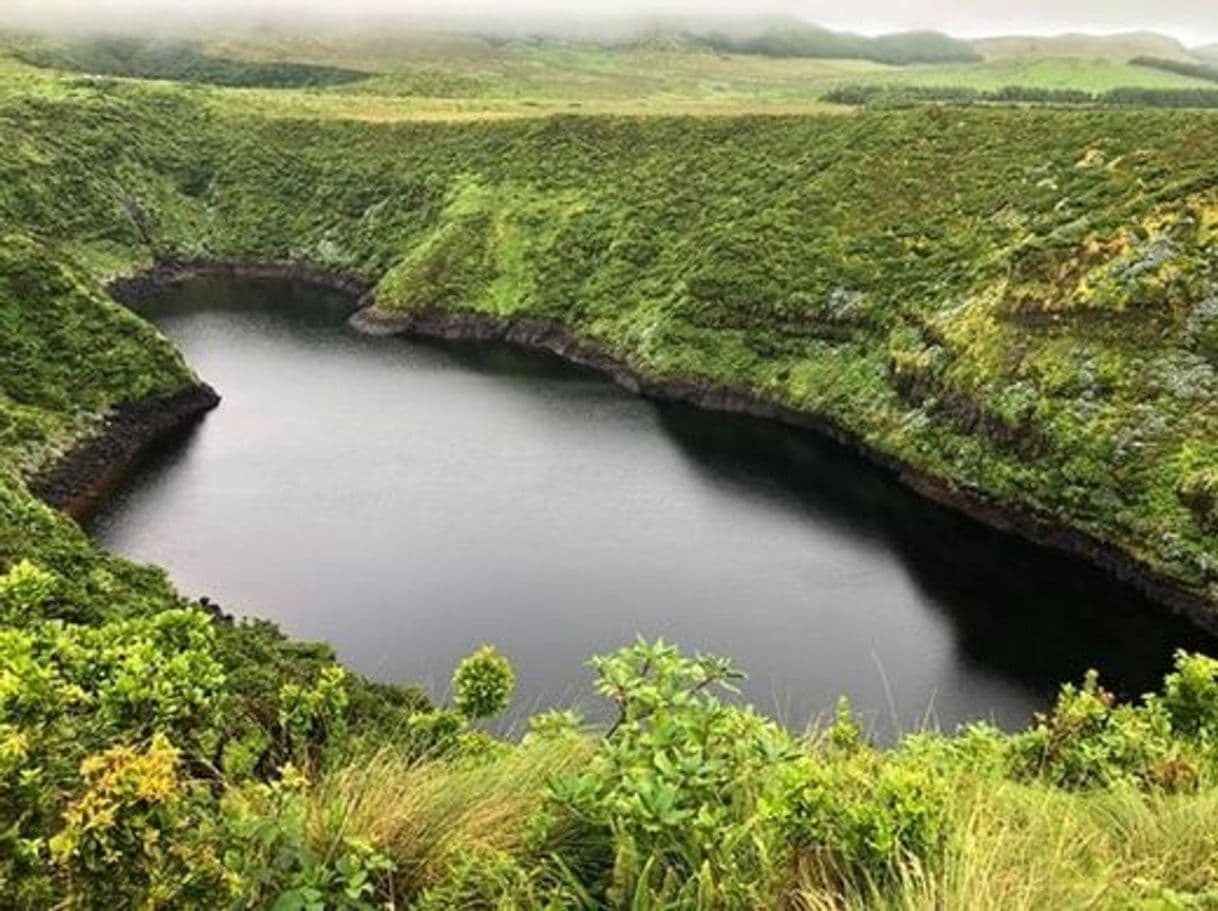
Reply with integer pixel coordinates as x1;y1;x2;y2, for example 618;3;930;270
414;848;577;911
773;753;948;887
1160;651;1218;742
405;709;469;758
48;734;227;908
544;639;798;907
452;645;516;722
221;770;394;910
277;665;349;769
1187;297;1218;360
1010;670;1193;791
0;559;57;621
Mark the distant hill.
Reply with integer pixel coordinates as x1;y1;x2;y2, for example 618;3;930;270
1131;56;1218;84
12;35;371;87
972;31;1193;61
701;20;980;65
1195;44;1218;62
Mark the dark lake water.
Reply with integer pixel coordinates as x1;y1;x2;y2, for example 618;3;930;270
88;276;1214;736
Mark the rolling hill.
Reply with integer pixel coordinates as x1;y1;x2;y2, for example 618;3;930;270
972;31;1195;61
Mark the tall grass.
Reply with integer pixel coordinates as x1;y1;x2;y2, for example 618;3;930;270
301;730;1218;909
302;737;593;899
792;779;1218;910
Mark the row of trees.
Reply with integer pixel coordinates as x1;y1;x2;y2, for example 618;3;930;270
823;83;1218;109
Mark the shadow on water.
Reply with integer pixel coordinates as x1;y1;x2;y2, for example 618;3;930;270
653;404;1215;706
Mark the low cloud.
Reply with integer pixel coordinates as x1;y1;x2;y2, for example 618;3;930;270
3;0;1216;45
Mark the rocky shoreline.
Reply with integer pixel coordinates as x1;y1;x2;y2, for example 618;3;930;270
352;304;1218;635
31;259;371;522
31;383;221;521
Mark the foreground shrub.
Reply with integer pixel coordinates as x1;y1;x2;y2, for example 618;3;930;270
1011;667;1200;791
221;769;394;911
453;645;516;722
774;752;948;890
0;559;58;621
48;734;227;907
414;848;581;911
1160;651;1218;742
542;639;799;908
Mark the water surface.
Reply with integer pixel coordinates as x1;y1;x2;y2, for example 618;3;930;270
89;277;1214;735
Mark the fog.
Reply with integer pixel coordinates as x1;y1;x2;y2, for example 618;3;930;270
3;0;1217;46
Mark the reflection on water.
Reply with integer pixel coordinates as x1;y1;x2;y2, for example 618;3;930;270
88;276;1215;737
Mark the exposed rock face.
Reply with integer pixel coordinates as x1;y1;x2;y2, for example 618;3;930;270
31;383;221;520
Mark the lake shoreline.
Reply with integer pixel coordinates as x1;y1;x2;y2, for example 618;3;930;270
62;257;1216;635
352;303;1218;636
31;383;221;521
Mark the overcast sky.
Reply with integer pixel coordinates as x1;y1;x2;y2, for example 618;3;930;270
5;1;1218;46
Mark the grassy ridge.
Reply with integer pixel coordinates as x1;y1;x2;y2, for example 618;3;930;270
1;68;1218;907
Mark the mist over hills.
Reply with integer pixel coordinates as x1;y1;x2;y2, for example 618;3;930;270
2;7;1215;69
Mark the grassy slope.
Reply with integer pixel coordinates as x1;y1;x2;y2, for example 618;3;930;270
863;57;1214;92
161;35;1218;115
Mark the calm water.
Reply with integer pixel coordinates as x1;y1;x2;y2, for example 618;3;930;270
88;277;1214;735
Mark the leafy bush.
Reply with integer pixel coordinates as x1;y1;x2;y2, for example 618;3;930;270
544;639;798;907
452;645;516;721
1010;670;1196;791
1160;651;1218;741
1188;297;1218;360
0;559;57;621
221;770;394;911
48;734;226;908
774;753;948;887
1179;464;1218;530
414;848;573;911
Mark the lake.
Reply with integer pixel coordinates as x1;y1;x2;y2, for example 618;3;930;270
87;276;1214;736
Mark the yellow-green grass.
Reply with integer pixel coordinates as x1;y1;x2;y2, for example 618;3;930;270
859;57;1216;93
7;31;1215;121
302;738;593;897
302;735;1218;909
793;780;1218;910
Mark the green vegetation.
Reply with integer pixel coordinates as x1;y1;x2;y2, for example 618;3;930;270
1;30;1218;908
851;56;1216;94
12;36;370;88
701;20;980;65
0;31;1199;122
823;82;1218;108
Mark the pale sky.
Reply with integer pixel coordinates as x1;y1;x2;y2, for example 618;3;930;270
5;0;1218;46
